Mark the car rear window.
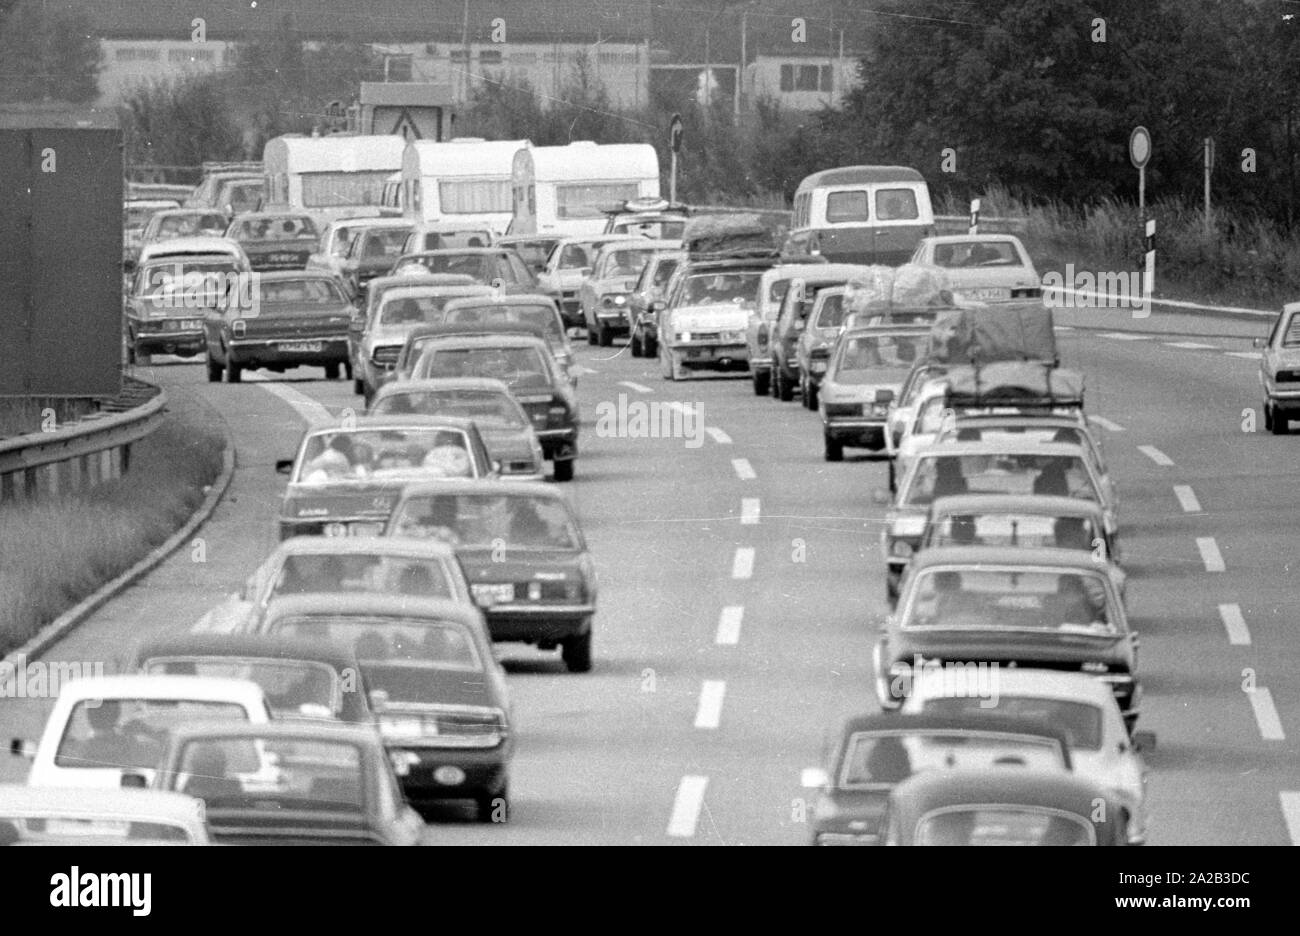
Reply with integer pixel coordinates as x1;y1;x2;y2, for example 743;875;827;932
390;493;580;551
259;279;344;304
903;567;1117;635
927;512;1100;552
916;808;1094;846
55;699;249;770
904;453;1098;505
932;241;1021;267
174;737;366;812
143;659;340;718
839;731;1066;788
919;696;1104;750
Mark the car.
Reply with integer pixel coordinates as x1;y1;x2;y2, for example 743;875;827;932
339;222;417;298
186;169;264;218
908;235;1042;302
902;668;1154;844
275;415;498;540
883;439;1115;602
771;272;882;402
130;633;375;725
873;546;1141;728
149;721;425;844
1254;300;1300;434
657;257;769;381
123;243;251;365
388;247;538;294
192;535;472;633
820;325;928;462
135;234;250;271
203;271;353;383
225;211;321;272
787;165;935;266
494;234;560;275
878;768;1129;845
401;224;495;254
535;234;650;328
916;493;1124;599
385;480;597;671
439;294;575;377
370;378;547;482
11;675;271;789
886;360;953;456
137;208;235;261
803;713;1075;846
308;216;414;281
408;331;579;481
351;275;495;404
601;197;692;238
794;284;853;409
891;373;965;482
742;261;836;395
0;786;212;846
122;198;181;269
627;249;686;358
247;595;512;820
579;239;682;346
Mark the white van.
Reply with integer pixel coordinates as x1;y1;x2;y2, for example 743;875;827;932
510;142;660;238
402;138;529;237
262;134;406;225
787;166;935;266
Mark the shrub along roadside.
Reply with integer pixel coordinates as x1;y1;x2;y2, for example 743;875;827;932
0;389;226;656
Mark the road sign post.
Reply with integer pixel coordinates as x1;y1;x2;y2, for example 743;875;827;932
669;114;683;204
968;198;980;235
1138;218;1155;320
1130;125;1151;218
1204;137;1214;238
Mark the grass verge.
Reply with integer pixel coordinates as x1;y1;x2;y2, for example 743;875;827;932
0;389;226;656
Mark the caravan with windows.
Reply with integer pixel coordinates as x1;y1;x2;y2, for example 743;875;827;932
401;138;528;237
510;142;660;238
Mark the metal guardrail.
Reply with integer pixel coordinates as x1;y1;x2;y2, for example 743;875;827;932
0;378;167;503
935;215;1029;233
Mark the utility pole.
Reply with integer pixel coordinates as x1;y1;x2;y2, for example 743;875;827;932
461;0;471;103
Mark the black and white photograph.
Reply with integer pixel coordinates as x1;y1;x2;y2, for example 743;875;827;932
0;0;1290;887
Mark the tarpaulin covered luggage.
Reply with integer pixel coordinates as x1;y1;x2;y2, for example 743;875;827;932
944;361;1084;408
926;301;1057;365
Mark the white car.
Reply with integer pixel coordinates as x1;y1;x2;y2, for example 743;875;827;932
12;675;271;789
892;377;951;484
0;784;212;845
136;235;250;271
901;668;1154;844
908;234;1042;302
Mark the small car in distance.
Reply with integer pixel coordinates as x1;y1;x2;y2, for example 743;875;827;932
225;212;321;272
494;234;560;274
123;198;181;269
627;249;686;358
579;239;680;347
908;235;1042;302
878;768;1129;845
1254;300;1300;434
804;713;1074;846
151;721;425;844
535;234;649;329
439;294;575;378
385;480;597;671
124;243;250;365
820;326;926;462
0;786;212;846
795;284;851;409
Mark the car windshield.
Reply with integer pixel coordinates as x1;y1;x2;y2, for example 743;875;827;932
378;292;474;325
271;616;482;673
653;259;681;287
269;552;454;600
235;217;317;241
942;424;1088;448
124;205;168;228
143;659;340;718
136;261;245;309
440;304;561;341
295;428;476;482
173;736;366;812
902;453;1099;506
835;333;920;378
0;816;194;844
222;181;264;213
259;279;345;304
396;254;497;281
601;248;656;278
372;389;526;429
839;731;1066;789
390;493;580;550
54;699;249;771
156;214;228;238
417;346;551;390
813;294;847;328
932;240;1022;268
682;271;761;306
916;807;1094;846
919;697;1104;750
903;567;1117;634
506;241;555;268
1280;313;1300;347
616;219;686;239
357;229;411;260
926;512;1101;552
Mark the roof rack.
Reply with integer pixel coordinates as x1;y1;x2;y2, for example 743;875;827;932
944;360;1084;410
200;161;263;175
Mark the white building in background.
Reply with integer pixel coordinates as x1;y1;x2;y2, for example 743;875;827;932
743;54;862;110
98;40;230;104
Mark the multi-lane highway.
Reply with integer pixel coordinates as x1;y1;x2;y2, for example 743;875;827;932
3;305;1298;845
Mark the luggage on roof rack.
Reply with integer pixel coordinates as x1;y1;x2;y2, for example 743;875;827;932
925;301;1058;366
944;361;1084;409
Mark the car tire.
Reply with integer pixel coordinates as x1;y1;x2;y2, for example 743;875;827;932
643;334;657;357
552;458;575;482
777;368;794;402
1264;400;1274;431
353;378;365;395
562;629;592;672
135;348;152;366
344;361;354;381
363;386;374;409
753;368;769;396
805;380;819;410
224;354;242;384
205;354;222;383
888;459;897;493
660;346;675;381
1271;403;1289;435
630;331;642;357
586;322;598;345
824;433;843;462
126;337;137;365
323;362;341;380
475;788;509;823
598;323;613;347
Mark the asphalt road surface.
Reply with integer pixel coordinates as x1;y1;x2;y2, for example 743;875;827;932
4;309;1298;845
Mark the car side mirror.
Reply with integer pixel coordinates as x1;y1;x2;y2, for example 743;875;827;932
1131;730;1156;752
1253;337;1266;349
120;772;148;789
275;459;295;475
9;738;35;759
800;767;829;789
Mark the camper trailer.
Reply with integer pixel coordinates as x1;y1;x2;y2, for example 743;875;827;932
401;138;529;237
510;142;660;238
262;134;406;225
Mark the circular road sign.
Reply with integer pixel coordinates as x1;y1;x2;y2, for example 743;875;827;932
1129;126;1151;169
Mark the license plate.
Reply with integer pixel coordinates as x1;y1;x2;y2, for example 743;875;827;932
271;253;299;263
279;341;323;353
182;319;200;330
349;522;384;537
471;583;515;606
528;581;542;601
970;287;1011;300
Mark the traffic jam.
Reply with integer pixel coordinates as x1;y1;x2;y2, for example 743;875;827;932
1;129;1257;850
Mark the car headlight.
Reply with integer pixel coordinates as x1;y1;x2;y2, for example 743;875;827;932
871;402;890;416
891;540;914;558
677;331;691;342
811;360;828;373
723;330;744;343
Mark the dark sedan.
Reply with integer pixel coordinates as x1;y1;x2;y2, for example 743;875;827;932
253;594;513;821
388;247;539;294
151;721;425;844
806;713;1074;846
203;272;353;383
385;480;596;672
226;212;320;272
340;222;416;298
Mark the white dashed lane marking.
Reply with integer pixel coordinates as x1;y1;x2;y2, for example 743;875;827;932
1225;351;1263;360
740;498;760;525
247;374;334;422
1164;341;1220;350
1196;536;1226;572
667;776;709;838
1173;485;1202;513
1278;793;1300;845
618;381;652;393
716;606;743;645
1248;688;1285;740
732;458;756;480
731;548;755;580
1138;445;1174;466
1099;332;1153;341
694;681;726;729
706;427;732;444
1089;416;1126;432
1219;604;1250;646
